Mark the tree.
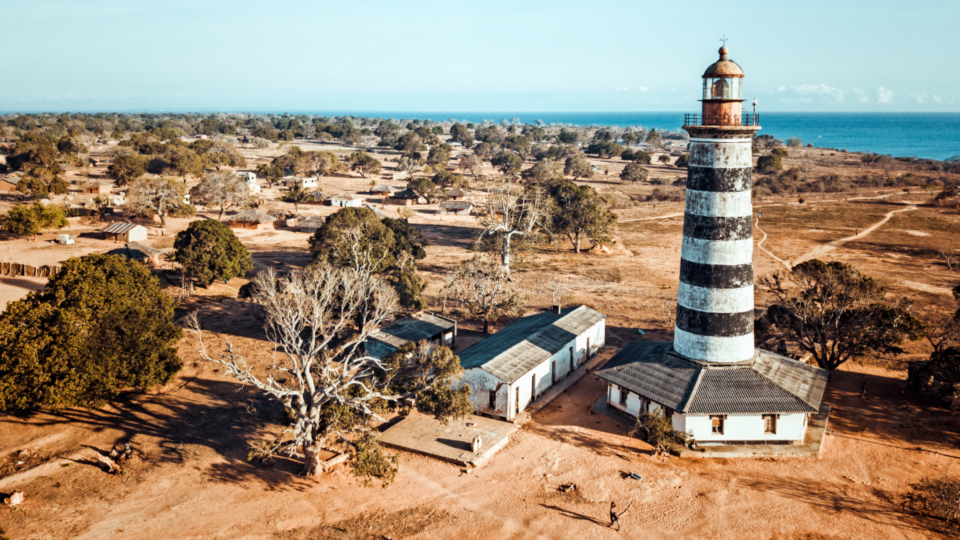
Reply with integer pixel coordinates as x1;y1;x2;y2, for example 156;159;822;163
256;162;284;186
901;476;960;536
200;139;247;170
300;151;340;177
426;143;452;167
310;207;427;310
126;176;187;227
620;163;649;184
557;129;579;144
629;409;688;455
564;155;594;180
473;142;498;162
172;220;253;287
164;146;205;180
645;130;662;148
787;137;803;148
348;151;382;178
395;132;425;155
630;150;652;164
449;123;473;147
407;177;442;204
657;154;672;165
282;180;311;214
0;255;182;409
477;176;552;274
191;171;251;220
1;202;68;241
441;254;525;333
433;169;468;190
491;151;523;177
757;154;783;172
756;260;922;370
458;154;483;181
521;159;564;184
675;154;690;168
189;264;470;479
547;180;617;252
107;154;146;186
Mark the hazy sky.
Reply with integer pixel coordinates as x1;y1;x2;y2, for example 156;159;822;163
2;0;958;113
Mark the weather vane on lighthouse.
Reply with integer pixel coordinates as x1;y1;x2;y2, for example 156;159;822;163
720;35;728;47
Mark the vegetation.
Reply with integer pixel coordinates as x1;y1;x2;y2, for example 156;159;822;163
441;254;525;333
476;176;552;274
126;176;188;227
1;202;68;240
620;163;649;184
0;255;182;409
629;409;688;455
491;151;523;177
190;171;251;220
348;151;382;178
172;220;253;287
756;260;922;370
901;476;960;536
546;180;617;252
107;154;146;186
282;180;311;214
563;155;594;180
190;264;469;479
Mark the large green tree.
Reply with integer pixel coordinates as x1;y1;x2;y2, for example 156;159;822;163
756;260;922;370
0;255;183;409
172;220;253;287
347;151;382;178
620;163;649;184
107;154;147;186
1;202;68;240
547;180;617;252
491;151;523;177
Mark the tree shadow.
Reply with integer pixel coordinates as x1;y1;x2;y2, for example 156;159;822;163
0;377;313;492
539;504;605;525
413;223;478;249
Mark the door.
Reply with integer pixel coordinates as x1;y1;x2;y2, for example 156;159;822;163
569;347;574;372
531;374;536;402
552;360;557;385
515;386;520;416
586;338;591;360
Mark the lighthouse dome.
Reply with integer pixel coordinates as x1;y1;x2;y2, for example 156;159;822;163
702;46;744;78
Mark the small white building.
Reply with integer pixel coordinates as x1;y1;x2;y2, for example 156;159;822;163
102;222;148;243
245;180;261;195
459;306;606;421
366;313;458;360
236;171;257;183
300;177;318;188
596;342;828;444
330;193;362;207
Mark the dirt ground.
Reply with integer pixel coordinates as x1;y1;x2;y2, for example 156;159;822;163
1;139;959;539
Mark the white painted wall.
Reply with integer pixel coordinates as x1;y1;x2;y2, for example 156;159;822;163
126;226;148;242
459;368;507;418
684;412;807;442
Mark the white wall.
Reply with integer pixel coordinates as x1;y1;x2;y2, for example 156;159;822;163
127;227;148;242
684;412;807;442
459;368;507;418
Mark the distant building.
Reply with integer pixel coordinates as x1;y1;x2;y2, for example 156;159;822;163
306;191;331;204
385;189;420;206
227;209;276;230
330;193;362;207
106;241;167;266
102;222;148;243
371;184;401;195
366;313;458;359
458;306;606;421
236;171;257;183
297;215;325;233
83;183;111;195
445;187;465;200
439;201;472;216
0;178;17;193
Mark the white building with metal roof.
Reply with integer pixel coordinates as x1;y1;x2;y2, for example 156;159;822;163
458;306;605;422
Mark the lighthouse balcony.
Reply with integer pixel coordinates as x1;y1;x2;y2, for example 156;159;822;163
683;113;760;127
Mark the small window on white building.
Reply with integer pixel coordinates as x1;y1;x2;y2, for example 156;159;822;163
763;414;778;434
489;390;497;409
619;386;629;406
710;415;726;435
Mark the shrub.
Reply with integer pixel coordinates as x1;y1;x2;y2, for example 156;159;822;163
901;476;960;536
757;154;783;172
629;409;688;454
0;255;183;409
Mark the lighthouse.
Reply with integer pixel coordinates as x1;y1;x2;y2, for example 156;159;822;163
594;46;829;447
674;45;760;364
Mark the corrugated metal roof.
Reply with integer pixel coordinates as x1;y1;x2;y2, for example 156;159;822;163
459;306;606;383
440;201;472;210
595;343;827;415
369;313;457;349
102;222;143;234
229;209;274;223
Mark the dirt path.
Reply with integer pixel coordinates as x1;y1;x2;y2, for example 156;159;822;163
790;205;918;267
618;212;683;224
754;218;791;271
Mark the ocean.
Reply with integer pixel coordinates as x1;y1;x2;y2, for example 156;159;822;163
324;111;960;161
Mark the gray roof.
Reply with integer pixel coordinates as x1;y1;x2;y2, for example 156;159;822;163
332;193;360;201
371;184;401;193
369;313;457;349
364;204;388;218
459;306;606;383
107;242;166;261
596;342;828;415
308;191;331;201
440;201;472;210
298;216;325;230
102;221;144;234
390;189;420;199
229;209;274;223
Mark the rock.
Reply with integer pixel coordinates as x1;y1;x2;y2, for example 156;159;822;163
18;449;30;458
4;491;24;506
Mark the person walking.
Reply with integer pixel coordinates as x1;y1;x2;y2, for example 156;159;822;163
860;380;868;399
608;501;633;532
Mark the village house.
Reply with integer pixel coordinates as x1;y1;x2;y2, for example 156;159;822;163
106;242;167;266
596;342;828;444
366;313;458;359
83;183;111;195
226;209;275;230
385;189;420;206
0;177;17;192
458;306;606;422
370;184;401;196
445;187;465;200
306;191;330;205
330;193;362;207
102;222;148;243
297;215;325;233
439;201;472;216
236;171;256;183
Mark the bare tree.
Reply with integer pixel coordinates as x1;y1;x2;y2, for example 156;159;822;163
476;175;552;274
189;263;470;478
458;154;483;181
203;139;246;170
916;297;960;353
940;250;957;271
441;254;525;333
125;176;186;227
191;171;251;220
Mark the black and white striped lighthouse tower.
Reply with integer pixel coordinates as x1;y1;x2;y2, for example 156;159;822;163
675;46;761;364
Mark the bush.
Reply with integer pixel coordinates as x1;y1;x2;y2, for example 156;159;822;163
0;255;183;409
629;409;688;454
173;219;253;287
908;347;960;410
757;154;783;172
901;476;960;536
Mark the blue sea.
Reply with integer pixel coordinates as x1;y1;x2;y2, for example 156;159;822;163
324;111;960;161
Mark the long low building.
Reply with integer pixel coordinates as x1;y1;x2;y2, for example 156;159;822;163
596;342;828;444
459;306;605;422
366;312;458;359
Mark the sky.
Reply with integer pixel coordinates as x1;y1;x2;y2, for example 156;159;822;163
1;0;958;113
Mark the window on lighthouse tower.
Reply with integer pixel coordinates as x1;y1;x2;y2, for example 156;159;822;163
711;78;730;99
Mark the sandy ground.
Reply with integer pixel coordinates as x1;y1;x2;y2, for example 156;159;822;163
1;139;959;539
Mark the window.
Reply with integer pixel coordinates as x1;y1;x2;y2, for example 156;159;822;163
619;387;629;406
664;407;674;420
710;415;726;435
489;390;497;409
763;414;778;434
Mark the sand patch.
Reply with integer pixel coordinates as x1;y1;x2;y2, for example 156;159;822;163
903;281;953;295
904;230;930;236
